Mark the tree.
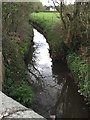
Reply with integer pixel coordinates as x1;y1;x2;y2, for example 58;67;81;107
51;0;90;50
2;2;43;35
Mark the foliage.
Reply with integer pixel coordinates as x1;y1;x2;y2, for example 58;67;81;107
2;2;43;34
67;52;90;103
51;1;90;103
2;35;34;105
52;1;90;51
10;81;33;106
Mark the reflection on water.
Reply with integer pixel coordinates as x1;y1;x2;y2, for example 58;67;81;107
27;29;90;118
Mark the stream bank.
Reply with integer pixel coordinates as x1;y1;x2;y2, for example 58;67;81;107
27;28;90;119
30;12;68;63
2;24;34;107
2;2;44;108
30;16;90;105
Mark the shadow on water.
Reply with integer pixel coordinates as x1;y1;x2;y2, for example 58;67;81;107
27;29;90;119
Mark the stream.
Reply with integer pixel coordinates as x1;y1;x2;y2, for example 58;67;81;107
27;29;90;118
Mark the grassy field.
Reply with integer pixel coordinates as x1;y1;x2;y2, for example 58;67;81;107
30;12;67;61
31;12;60;27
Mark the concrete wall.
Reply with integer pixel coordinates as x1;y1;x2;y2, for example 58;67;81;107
0;91;46;119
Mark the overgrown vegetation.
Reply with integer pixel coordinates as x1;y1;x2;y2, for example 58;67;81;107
60;1;90;103
67;52;90;103
2;35;33;106
2;2;43;106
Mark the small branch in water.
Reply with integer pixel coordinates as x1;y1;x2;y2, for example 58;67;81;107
28;68;40;81
28;64;45;87
30;62;44;78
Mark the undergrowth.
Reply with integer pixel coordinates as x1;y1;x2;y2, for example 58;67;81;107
2;26;33;106
67;52;90;103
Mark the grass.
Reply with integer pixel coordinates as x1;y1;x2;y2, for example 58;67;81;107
31;12;60;27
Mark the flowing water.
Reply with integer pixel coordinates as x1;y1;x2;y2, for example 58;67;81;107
27;29;90;119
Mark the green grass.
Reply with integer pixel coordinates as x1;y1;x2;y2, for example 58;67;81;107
31;12;60;27
31;12;60;38
30;12;67;61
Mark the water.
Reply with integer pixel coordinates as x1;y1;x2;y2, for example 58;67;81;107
27;29;90;118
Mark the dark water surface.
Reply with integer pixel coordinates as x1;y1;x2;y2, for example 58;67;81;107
27;29;90;118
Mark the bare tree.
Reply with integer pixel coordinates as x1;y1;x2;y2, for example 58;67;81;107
51;0;90;50
51;0;67;29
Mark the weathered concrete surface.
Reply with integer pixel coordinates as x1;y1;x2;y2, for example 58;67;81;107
5;109;45;118
0;52;2;91
0;91;45;119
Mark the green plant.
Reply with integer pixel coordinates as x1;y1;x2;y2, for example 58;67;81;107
10;81;33;106
67;52;90;103
2;33;33;106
